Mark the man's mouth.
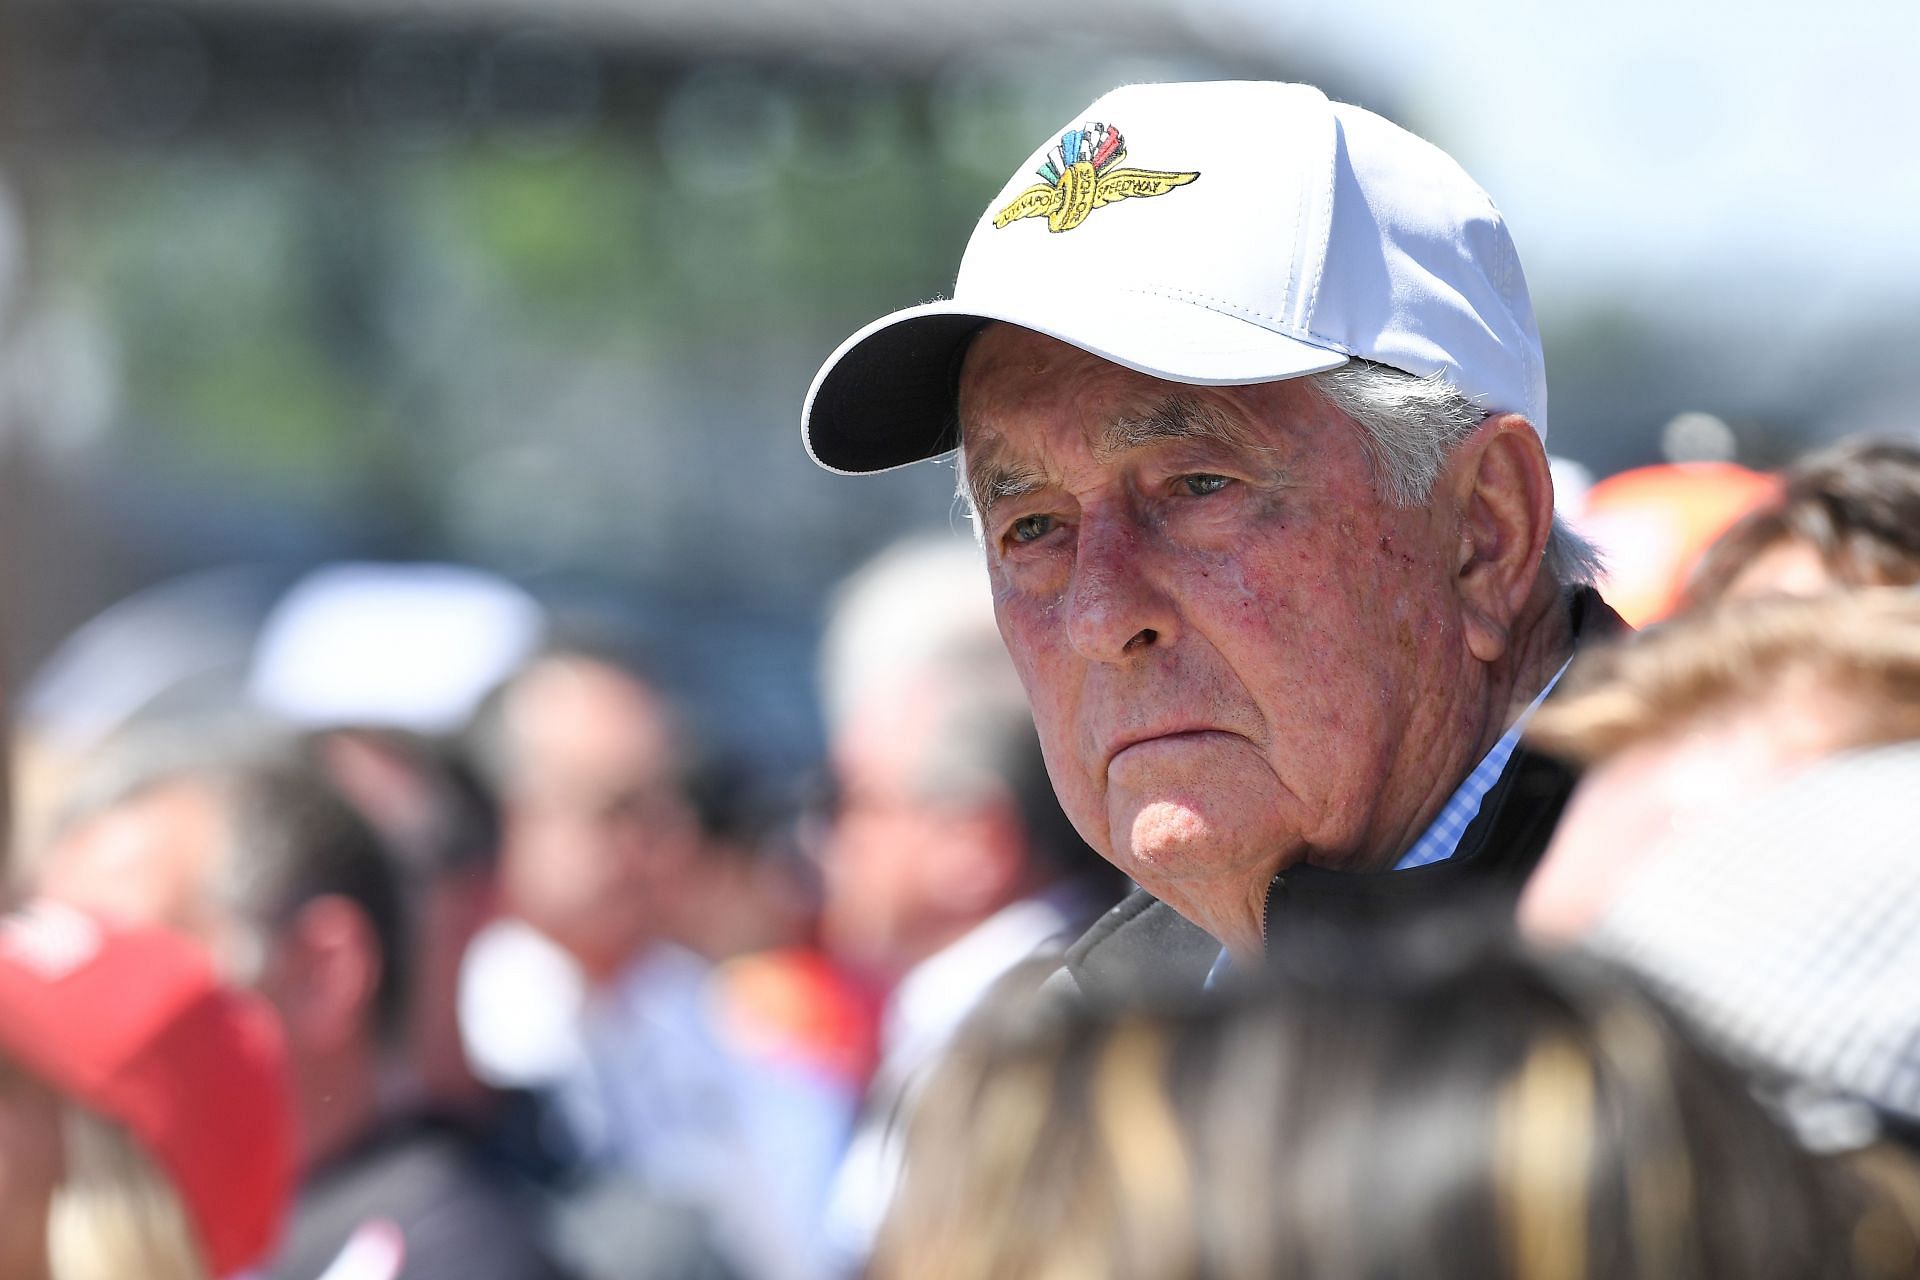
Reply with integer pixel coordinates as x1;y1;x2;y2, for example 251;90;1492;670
1106;727;1236;770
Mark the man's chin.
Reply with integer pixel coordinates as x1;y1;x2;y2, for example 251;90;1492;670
1115;796;1272;887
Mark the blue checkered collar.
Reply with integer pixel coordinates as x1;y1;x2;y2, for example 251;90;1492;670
1391;659;1574;872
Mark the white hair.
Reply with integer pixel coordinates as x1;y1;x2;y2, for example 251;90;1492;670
954;360;1603;588
1313;361;1604;587
818;533;1014;736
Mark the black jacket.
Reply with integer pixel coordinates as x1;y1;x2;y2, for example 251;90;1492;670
1047;588;1627;1007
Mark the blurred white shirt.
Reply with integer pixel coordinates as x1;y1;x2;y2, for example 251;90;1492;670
460;919;853;1280
824;889;1087;1268
459;917;589;1090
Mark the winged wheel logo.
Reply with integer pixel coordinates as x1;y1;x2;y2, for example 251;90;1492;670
993;122;1200;233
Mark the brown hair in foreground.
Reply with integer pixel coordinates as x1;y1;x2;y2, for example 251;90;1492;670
1525;588;1920;767
1683;436;1920;609
873;924;1920;1280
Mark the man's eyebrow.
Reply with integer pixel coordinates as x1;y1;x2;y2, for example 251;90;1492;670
963;438;1050;518
964;394;1273;517
1094;395;1269;462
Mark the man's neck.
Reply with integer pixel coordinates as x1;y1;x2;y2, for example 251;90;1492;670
1323;579;1578;876
1204;879;1274;966
1475;579;1577;760
1156;583;1583;953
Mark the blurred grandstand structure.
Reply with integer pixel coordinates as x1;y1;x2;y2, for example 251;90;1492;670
2;0;1916;766
0;0;1342;765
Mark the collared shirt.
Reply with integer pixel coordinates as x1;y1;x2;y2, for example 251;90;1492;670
1391;659;1573;871
1207;660;1574;987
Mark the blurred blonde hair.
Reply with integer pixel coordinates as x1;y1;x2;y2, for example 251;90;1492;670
873;931;1897;1280
48;1103;208;1280
1527;588;1920;767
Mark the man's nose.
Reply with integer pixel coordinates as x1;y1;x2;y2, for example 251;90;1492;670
1065;511;1176;662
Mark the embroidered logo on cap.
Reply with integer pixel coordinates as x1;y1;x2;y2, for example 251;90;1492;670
993;122;1200;234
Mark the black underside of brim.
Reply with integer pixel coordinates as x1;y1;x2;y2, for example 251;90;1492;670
809;313;990;474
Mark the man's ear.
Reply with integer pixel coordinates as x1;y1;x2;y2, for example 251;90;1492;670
1446;414;1555;665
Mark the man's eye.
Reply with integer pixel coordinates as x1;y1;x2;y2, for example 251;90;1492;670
1179;474;1232;496
1009;514;1055;544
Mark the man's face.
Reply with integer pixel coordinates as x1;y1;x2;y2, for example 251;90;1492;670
497;659;695;976
958;327;1484;911
822;679;965;976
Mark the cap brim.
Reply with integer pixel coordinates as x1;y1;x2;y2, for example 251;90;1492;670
801;290;1353;475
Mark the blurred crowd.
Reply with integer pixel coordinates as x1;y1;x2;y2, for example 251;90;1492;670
2;522;1125;1279
2;425;1919;1279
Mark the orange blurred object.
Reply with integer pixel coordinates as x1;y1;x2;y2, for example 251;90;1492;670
713;948;882;1087
1575;462;1780;627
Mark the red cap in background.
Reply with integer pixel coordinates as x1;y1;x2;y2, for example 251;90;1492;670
0;900;296;1277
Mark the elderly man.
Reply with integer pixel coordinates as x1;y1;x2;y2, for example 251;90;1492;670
801;81;1616;998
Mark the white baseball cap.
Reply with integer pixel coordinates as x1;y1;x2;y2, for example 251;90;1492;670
249;562;546;734
802;80;1546;475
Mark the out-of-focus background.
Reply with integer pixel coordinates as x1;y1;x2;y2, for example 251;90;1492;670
2;0;1916;762
5;8;1920;1280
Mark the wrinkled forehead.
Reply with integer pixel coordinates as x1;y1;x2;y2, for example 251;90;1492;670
956;324;1167;435
957;325;1333;507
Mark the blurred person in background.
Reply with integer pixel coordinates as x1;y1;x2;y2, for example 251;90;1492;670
1564;743;1920;1175
1516;589;1920;1170
462;645;855;1280
248;562;550;1125
800;81;1618;999
675;755;878;1092
815;535;1124;1265
1519;589;1920;943
8;566;288;878
306;725;576;1185
0;898;294;1280
1679;437;1920;608
873;923;1906;1280
458;646;685;1092
669;755;824;966
31;740;569;1280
